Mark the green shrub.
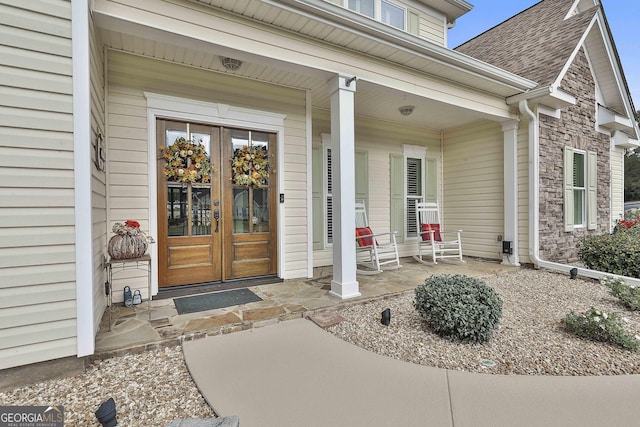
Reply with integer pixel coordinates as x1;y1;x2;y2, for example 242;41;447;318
601;276;640;310
413;274;503;343
577;231;640;278
563;307;639;351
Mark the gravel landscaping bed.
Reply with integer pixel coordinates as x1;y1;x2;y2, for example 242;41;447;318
328;268;640;376
3;268;640;426
0;346;214;426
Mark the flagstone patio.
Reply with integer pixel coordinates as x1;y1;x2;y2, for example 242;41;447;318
94;257;516;358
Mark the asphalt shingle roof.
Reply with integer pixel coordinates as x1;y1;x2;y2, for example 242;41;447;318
455;0;598;88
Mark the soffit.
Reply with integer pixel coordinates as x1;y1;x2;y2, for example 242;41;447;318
189;0;535;97
100;27;491;130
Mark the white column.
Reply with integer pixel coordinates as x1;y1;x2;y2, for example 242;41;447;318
502;120;520;266
329;75;360;299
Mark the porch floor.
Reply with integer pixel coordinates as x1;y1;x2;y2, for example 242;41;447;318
94;257;515;358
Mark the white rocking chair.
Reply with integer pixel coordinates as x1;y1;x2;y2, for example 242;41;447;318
414;202;463;264
355;200;401;274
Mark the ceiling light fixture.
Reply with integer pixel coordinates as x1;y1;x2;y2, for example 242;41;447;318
220;56;242;71
398;105;415;116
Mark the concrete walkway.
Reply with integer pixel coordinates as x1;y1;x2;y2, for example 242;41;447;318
184;318;640;427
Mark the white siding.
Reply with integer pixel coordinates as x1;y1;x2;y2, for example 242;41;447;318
106;50;308;291
517;123;531;264
611;145;624;226
90;12;108;333
0;0;77;369
312;112;441;266
443;121;504;260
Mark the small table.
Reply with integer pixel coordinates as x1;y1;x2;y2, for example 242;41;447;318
106;254;152;331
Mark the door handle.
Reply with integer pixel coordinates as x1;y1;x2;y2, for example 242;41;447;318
213;208;220;233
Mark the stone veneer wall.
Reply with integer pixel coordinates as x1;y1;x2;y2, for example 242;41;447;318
538;48;610;263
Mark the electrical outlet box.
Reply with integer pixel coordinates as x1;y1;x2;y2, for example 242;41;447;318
496;234;503;242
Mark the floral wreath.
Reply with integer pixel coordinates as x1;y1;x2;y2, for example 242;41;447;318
232;145;269;187
160;137;212;183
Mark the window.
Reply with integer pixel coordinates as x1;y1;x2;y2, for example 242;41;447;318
405;157;423;238
348;0;374;18
312;135;368;250
572;151;586;226
346;0;407;31
564;147;597;231
325;146;334;244
381;1;405;30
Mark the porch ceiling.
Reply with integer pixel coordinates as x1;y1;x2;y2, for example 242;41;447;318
100;27;493;130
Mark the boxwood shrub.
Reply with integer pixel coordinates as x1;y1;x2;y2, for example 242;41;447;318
578;229;640;279
413;274;503;343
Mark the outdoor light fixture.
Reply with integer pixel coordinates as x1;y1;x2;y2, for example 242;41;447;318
398;105;415;116
220;56;242;71
95;397;117;427
570;267;578;279
381;308;391;326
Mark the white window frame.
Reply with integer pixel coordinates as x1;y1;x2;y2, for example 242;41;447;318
564;146;597;232
345;0;407;31
571;149;587;228
403;144;427;240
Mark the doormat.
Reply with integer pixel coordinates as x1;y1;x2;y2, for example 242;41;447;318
174;288;263;315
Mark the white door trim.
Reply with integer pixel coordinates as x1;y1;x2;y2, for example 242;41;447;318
145;92;286;295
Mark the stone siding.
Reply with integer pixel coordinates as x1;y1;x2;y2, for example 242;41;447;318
538;48;610;263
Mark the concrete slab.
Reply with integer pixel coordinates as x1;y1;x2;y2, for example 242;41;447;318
447;370;640;427
184;319;453;427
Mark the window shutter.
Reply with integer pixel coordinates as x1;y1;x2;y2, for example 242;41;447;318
408;10;420;36
390;154;405;243
326;148;333;244
564;147;574;232
425;158;437;202
355;151;368;211
312;147;323;250
587;150;597;230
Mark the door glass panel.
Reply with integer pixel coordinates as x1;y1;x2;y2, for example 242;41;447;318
231;129;250;152
253;187;269;233
192;185;211;235
167;184;188;236
233;188;250;234
191;132;211;159
166;129;187;146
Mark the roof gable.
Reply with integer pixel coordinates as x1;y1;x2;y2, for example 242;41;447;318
454;0;637;138
454;0;596;88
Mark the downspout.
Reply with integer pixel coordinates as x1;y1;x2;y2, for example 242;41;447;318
518;100;640;285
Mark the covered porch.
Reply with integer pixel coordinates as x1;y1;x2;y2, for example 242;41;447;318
89;0;535;319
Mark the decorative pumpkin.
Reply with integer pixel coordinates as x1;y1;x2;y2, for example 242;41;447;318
108;221;149;260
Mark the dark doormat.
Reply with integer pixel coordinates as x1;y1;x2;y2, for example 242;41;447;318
174;288;263;315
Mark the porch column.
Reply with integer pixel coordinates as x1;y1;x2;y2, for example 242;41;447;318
502;120;520;266
329;75;360;299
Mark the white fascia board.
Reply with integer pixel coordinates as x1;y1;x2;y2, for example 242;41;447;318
613;130;640;149
506;86;576;109
598;105;634;132
263;0;537;92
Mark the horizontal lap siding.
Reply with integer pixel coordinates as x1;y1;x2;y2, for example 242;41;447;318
107;51;307;284
610;146;624;226
443;121;504;260
0;0;77;369
312;112;441;266
90;13;108;333
518;123;530;264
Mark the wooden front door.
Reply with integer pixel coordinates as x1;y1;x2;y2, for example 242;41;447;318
157;120;277;287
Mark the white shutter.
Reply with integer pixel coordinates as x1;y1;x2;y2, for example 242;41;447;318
587;151;597;230
564;147;574;232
